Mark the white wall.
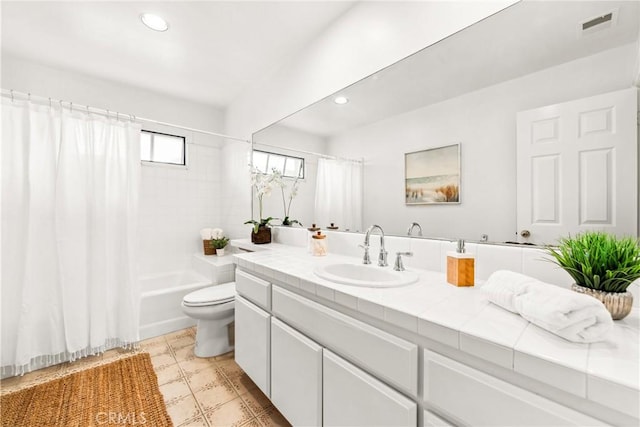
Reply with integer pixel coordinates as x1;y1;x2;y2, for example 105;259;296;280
223;1;517;239
2;54;229;276
327;44;638;243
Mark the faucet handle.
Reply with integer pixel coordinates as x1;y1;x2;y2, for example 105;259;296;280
359;244;371;265
393;252;413;271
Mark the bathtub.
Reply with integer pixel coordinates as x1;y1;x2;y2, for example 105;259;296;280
138;253;237;340
139;270;211;340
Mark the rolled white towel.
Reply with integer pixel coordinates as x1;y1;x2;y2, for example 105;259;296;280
482;270;613;343
200;228;212;240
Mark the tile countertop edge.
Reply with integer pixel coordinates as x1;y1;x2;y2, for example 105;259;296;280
229;243;639;409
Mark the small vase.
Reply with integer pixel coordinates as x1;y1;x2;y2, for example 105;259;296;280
217;247;226;256
571;283;633;320
251;226;271;244
203;240;216;256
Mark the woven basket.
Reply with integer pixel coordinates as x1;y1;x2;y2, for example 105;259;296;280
203;240;216;255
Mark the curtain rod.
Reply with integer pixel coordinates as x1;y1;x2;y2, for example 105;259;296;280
253;141;363;164
1;88;251;144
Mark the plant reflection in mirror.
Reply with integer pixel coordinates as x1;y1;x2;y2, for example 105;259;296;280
278;165;303;227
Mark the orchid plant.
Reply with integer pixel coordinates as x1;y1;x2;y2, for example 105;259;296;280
278;172;302;227
245;167;279;233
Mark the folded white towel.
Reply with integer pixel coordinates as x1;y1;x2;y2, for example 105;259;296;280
482;270;613;343
200;228;213;240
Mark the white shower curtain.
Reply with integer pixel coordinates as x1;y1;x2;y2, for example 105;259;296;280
1;98;141;376
314;158;363;232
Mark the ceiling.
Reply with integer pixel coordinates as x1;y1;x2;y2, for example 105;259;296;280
269;0;640;137
1;1;355;108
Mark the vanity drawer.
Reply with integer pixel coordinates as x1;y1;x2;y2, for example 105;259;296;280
236;269;271;310
324;350;416;427
272;285;418;397
423;349;606;426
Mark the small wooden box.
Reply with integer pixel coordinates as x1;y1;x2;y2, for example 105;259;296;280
447;253;475;287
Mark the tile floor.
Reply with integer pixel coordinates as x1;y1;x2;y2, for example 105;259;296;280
1;327;290;427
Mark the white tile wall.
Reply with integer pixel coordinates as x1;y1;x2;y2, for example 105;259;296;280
272;226;308;247
138;142;222;276
405;239;441;271
475;244;523;280
521;248;573;288
220;143;252;240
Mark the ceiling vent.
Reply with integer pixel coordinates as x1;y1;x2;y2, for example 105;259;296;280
579;9;618;37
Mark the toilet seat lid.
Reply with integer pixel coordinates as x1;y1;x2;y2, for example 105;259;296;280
183;282;236;306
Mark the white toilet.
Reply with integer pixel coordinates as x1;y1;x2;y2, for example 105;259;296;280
181;282;236;357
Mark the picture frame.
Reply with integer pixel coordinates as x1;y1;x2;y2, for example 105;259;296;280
405;143;461;205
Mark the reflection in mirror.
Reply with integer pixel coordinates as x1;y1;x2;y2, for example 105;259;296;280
252;1;640;245
251;134;364;231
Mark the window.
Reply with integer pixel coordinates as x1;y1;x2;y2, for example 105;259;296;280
253;150;304;179
141;130;186;165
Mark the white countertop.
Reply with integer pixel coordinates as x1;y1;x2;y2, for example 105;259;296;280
231;240;639;418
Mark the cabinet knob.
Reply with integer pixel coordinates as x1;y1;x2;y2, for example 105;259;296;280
520;230;531;238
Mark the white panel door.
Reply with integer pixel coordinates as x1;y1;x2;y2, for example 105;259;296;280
323;350;416;427
235;296;270;397
271;318;322;427
516;87;637;244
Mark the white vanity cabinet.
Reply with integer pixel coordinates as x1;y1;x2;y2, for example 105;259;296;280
270;318;323;426
423;350;606;427
234;270;272;397
423;410;455;427
323;350;417;427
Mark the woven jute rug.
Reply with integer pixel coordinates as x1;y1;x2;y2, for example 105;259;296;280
0;353;172;427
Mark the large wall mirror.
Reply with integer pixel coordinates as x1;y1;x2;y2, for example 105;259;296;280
252;1;640;245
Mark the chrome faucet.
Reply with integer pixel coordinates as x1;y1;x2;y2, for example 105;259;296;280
361;224;388;266
407;222;423;237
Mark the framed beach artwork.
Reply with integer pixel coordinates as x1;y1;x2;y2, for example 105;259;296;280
405;143;460;205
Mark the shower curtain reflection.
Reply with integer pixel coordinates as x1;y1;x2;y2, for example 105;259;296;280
314;158;363;232
1;98;141;377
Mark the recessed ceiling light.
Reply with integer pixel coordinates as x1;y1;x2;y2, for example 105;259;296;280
141;13;169;32
334;96;349;105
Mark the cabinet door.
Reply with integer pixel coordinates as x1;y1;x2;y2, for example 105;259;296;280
423;409;455;427
235;296;270;397
271;318;322;427
423;349;606;426
323;350;416;427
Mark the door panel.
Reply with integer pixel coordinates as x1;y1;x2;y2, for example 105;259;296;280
323;350;416;427
271;318;322;426
235;296;270;397
517;87;637;244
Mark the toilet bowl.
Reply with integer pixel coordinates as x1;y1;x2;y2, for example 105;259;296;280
181;282;236;357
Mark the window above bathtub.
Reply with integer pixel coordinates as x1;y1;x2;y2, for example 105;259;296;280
140;130;186;166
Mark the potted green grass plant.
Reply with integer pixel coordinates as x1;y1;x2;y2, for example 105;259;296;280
546;231;640;320
212;236;230;256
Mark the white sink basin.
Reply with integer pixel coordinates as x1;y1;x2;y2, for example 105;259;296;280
314;263;419;288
